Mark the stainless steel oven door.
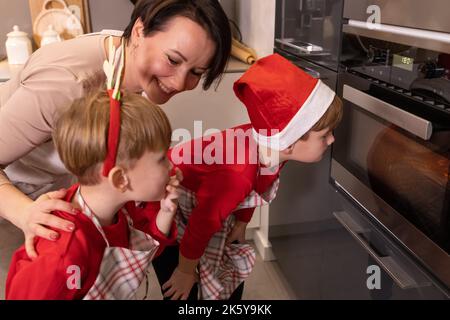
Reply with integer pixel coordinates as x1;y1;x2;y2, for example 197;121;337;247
331;185;449;299
331;71;450;292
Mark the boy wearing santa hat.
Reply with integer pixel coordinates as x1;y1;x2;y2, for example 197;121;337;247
152;53;343;300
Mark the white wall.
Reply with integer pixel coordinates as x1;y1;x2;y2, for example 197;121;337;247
235;0;276;58
89;0;135;32
162;72;249;134
220;0;236;21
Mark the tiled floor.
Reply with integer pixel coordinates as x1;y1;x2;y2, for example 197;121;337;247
0;219;295;300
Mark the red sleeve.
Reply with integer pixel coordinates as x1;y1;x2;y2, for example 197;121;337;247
234;207;255;223
126;202;178;257
6;234;91;300
180;172;253;259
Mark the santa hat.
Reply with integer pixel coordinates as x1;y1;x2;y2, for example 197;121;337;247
233;53;335;151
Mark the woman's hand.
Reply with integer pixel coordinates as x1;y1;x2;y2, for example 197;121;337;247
17;189;77;260
226;220;248;245
162;267;198;300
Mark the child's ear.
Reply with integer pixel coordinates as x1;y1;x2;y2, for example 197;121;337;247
281;143;295;156
108;167;129;192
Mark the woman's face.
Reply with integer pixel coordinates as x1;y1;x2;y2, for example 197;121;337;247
126;16;216;104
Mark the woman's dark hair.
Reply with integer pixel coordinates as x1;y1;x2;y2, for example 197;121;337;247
123;0;231;90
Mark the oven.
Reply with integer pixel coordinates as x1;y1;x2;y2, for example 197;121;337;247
269;0;449;299
331;0;450;297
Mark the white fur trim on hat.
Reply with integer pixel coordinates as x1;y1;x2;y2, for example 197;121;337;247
252;80;335;151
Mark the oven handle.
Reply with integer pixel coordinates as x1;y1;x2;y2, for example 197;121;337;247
343;20;450;54
333;211;430;290
343;85;433;140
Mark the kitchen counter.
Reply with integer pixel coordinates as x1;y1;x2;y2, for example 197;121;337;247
0;60;12;82
226;56;251;73
0;60;23;82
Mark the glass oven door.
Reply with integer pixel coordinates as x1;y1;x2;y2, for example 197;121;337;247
332;67;450;291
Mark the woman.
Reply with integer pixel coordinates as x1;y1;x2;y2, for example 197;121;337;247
0;0;231;261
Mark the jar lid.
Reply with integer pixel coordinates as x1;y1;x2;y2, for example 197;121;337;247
7;25;28;38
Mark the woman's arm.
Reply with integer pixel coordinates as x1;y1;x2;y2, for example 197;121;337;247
0;68;82;257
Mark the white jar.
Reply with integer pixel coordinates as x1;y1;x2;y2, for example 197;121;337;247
40;25;62;47
5;25;32;65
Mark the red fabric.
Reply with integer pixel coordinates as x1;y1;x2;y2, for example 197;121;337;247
169;124;281;259
233;53;318;135
102;89;121;176
233;207;255;223
125;201;178;257
6;184;173;300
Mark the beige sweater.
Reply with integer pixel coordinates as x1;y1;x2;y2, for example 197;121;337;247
0;33;108;199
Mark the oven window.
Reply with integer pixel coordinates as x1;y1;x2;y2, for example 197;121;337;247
333;100;450;254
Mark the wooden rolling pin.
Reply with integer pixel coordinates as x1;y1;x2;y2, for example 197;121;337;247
231;38;258;65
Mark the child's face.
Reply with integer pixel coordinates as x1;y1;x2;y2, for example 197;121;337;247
288;127;335;163
125;150;172;202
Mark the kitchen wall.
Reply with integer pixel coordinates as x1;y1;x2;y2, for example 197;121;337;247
89;0;134;32
220;0;236;21
235;0;276;57
0;0;134;56
0;0;32;56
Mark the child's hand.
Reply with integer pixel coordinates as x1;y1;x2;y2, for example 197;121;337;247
162;267;198;300
160;167;183;215
156;168;183;235
226;220;248;244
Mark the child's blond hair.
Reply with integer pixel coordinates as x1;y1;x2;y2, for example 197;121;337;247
53;90;172;185
301;95;343;140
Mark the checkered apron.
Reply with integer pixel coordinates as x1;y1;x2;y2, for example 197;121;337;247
73;188;160;300
175;169;280;300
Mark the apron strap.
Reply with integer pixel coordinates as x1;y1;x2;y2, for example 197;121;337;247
74;187;110;247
